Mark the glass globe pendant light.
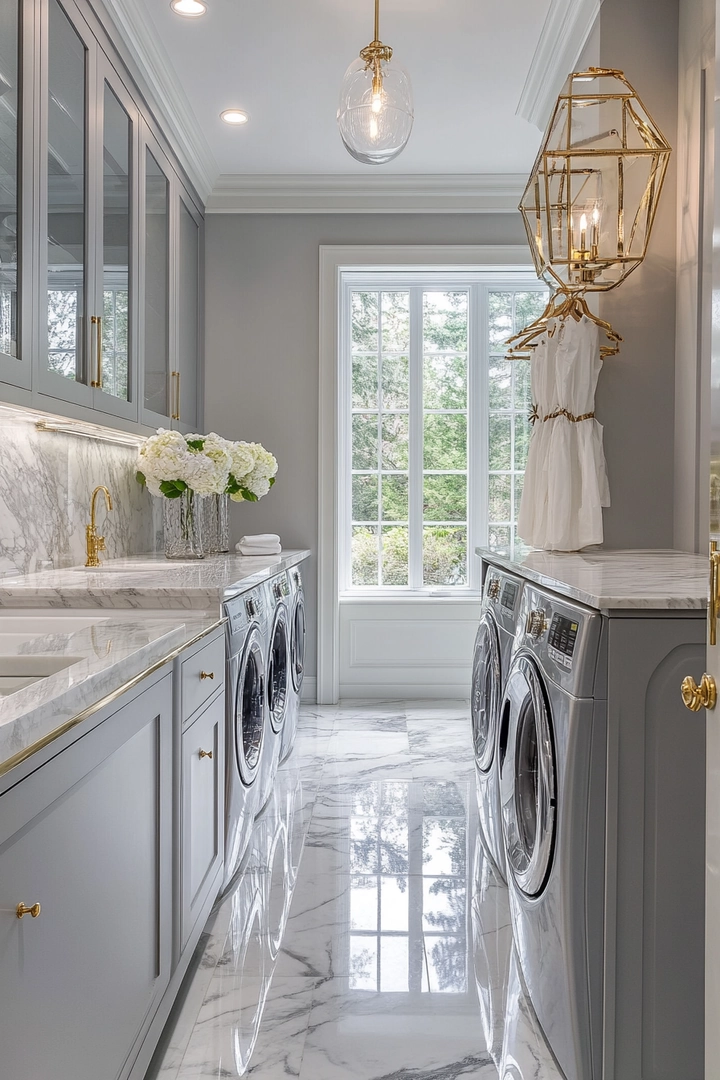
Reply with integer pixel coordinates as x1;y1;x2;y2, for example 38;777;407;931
337;0;414;165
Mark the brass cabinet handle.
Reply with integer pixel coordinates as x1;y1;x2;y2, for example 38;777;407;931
200;670;214;680
171;370;180;420
90;316;102;388
681;673;717;712
711;542;720;646
16;902;41;919
199;749;213;760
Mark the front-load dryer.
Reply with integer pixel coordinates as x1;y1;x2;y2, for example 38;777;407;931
222;586;269;892
256;573;290;815
499;585;605;1080
280;565;305;763
471;566;524;880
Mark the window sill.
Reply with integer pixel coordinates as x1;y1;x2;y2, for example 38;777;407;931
340;591;483;604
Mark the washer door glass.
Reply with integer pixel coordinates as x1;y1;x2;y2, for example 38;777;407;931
501;656;556;897
236;634;265;784
291;595;305;693
268;607;289;733
471;611;501;773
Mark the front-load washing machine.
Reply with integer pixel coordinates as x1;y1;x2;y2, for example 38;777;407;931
499;585;605;1080
280;565;305;763
222;585;269;892
256;573;290;815
471;566;524;880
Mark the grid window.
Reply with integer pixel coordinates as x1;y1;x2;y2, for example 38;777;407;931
343;275;547;591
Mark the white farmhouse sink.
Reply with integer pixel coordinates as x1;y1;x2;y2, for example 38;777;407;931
0;655;84;696
0;616;110;635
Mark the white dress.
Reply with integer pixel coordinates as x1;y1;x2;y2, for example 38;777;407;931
517;314;610;551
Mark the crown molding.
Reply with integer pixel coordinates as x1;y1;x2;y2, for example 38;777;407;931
95;0;218;201
516;0;605;130
205;174;527;214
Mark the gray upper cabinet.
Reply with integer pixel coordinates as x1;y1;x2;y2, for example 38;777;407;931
0;0;203;433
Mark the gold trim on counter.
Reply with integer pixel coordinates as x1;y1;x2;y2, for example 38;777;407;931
0;619;226;781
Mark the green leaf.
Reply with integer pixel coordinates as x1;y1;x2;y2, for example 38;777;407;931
239;487;259;502
159;479;188;498
269;476;276;488
186;438;204;451
136;471;147;487
226;473;243;496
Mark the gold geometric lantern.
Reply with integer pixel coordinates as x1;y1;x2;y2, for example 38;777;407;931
519;67;671;293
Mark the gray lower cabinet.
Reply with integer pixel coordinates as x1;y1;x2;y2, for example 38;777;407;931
180;691;225;953
0;669;173;1080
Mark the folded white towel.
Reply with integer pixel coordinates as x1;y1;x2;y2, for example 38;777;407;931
239;534;280;547
236;543;282;557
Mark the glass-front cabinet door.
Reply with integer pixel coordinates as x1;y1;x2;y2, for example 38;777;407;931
0;0;30;390
176;191;202;431
39;0;138;419
140;130;172;428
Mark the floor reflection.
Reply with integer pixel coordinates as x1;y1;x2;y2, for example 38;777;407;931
149;702;561;1080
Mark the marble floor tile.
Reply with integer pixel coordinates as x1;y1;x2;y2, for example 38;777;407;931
149;699;560;1080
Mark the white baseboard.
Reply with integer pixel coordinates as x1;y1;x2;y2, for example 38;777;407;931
300;677;317;704
338;682;472;700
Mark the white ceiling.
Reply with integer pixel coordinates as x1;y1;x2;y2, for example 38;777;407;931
132;0;551;178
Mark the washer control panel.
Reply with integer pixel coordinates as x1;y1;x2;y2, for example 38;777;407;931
500;579;519;616
547;613;579;670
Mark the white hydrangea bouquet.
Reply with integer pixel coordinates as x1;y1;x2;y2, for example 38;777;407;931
136;429;278;559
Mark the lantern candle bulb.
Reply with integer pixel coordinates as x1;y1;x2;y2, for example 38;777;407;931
580;213;588;255
591;206;600;258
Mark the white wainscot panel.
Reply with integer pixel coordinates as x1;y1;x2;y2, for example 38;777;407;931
339;601;481;699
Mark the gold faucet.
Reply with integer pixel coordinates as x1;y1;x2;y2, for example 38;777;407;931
85;486;113;567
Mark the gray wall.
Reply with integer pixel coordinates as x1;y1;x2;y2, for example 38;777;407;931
204;213;525;680
595;0;680;549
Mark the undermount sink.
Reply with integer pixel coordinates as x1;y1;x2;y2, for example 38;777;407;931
0;655;84;696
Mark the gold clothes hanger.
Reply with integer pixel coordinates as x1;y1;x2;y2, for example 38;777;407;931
506;289;623;359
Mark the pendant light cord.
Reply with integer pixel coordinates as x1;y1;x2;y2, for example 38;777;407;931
374;0;380;42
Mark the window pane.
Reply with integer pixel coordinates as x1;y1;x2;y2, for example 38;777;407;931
353;474;378;520
380;811;409;871
381;292;409;351
352;526;379;586
423;878;466;933
352;292;378;352
489;414;512;470
353;355;378;408
514;358;532;413
101;84;131;400
381;876;409;931
353;413;378;469
350;937;377;990
515;291;548;334
381;415;409;470
514;473;525;513
47;0;86;382
421;936;466;993
488;292;512;348
0;0;19;358
381;353;409;409
424;414;467;470
515;419;531;470
488;356;512;410
178;200;199;422
382;527;408;585
351;814;381;872
380;937;409;992
424;475;467;522
423;292;468;352
422;818;467;875
350;876;377;931
382;475;408;521
424;355;467;410
488;474;511;523
143;149;169;413
423;527;467;586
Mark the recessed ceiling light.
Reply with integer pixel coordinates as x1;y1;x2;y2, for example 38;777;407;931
220;109;250;125
170;0;207;17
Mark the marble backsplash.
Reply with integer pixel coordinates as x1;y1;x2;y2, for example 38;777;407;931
0;415;162;577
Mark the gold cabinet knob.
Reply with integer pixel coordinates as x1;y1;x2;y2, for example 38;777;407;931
200;671;214;681
16;902;41;919
199;749;213;760
681;673;717;712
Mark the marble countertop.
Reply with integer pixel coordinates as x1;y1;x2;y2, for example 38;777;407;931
0;612;223;780
476;548;708;612
0;550;311;611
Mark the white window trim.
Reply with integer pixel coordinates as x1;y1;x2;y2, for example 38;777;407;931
318;245;534;705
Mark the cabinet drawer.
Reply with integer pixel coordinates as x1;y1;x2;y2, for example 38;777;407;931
180;635;225;723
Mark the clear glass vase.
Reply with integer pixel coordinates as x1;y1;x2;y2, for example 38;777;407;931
163;490;204;560
201;494;229;554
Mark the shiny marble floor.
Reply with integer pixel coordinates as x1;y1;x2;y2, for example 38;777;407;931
149;702;562;1080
